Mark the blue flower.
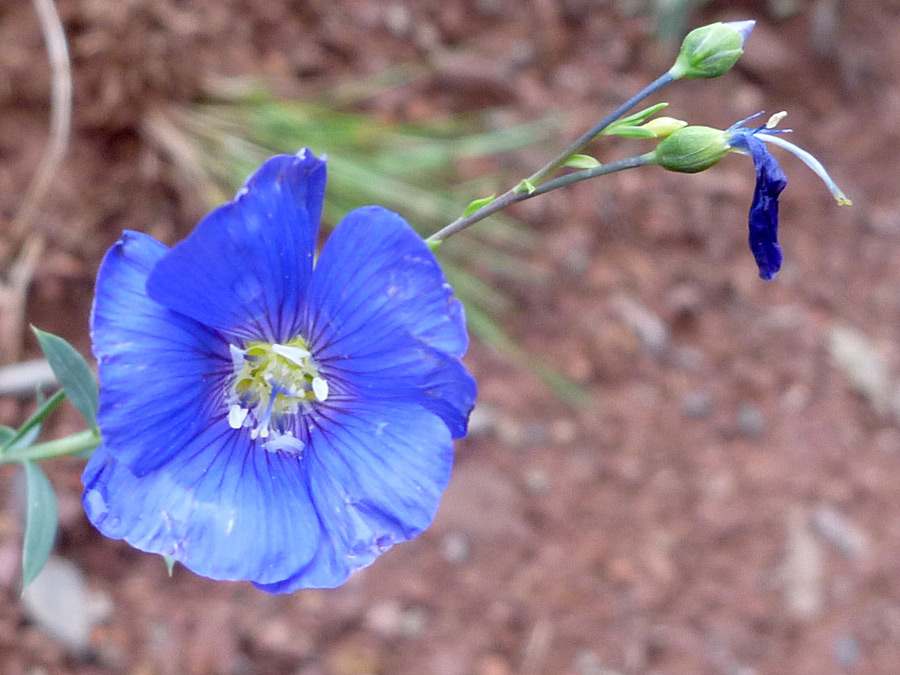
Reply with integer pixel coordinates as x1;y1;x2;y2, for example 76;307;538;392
82;149;477;592
726;113;851;280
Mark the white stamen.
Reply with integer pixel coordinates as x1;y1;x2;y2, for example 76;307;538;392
263;432;305;454
312;376;329;402
766;111;787;129
229;344;246;369
272;344;311;366
228;404;249;429
759;133;852;206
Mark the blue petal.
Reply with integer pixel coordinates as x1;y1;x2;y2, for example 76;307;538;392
255;400;454;592
83;431;323;584
91;230;231;475
304;206;476;437
147;150;327;342
730;132;787;280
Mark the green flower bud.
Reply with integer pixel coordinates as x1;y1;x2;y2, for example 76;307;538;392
669;20;755;80
650;125;730;173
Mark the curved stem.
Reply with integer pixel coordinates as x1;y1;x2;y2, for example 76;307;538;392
427;154;654;242
0;428;100;465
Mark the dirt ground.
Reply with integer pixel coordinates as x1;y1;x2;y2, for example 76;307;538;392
3;0;900;673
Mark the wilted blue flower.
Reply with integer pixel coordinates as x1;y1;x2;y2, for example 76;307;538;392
727;112;851;280
82;150;477;592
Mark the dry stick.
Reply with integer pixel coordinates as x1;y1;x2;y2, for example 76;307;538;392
0;0;72;366
10;0;73;241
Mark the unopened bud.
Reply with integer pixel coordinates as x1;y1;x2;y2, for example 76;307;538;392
650;126;730;173
669;20;755;80
641;116;688;138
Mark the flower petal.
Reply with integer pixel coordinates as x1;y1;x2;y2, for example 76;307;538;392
305;206;475;437
730;132;786;280
147;150;326;342
91;230;231;474
83;432;323;584
255;400;453;592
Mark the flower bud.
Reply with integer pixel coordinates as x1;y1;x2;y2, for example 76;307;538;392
650;126;730;173
669;20;755;80
640;116;688;138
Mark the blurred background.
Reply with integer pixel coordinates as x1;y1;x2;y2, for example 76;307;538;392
2;0;900;672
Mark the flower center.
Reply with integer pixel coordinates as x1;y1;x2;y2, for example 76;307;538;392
225;336;328;448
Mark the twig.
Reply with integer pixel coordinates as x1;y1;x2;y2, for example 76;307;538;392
0;0;72;364
9;0;73;240
0;359;57;397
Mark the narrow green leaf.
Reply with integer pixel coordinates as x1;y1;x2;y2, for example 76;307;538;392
515;179;536;195
32;327;98;427
564;154;602;169
462;194;496;217
8;424;41;452
0;427;15;449
163;555;176;577
613;102;669;127
602;125;659;139
3;390;63;453
21;460;58;591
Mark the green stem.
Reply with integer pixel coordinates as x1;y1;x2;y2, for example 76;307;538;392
526;72;674;186
427;73;674;245
427;154;653;243
0;428;100;465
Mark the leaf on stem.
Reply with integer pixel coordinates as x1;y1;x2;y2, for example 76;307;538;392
515;179;536;195
21;460;58;591
32;327;99;428
611;102;669;128
602;126;659;139
0;427;16;450
462;194;496;217
564;154;602;169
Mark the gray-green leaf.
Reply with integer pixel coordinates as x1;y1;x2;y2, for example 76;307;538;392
32;328;98;428
21;460;58;591
0;426;15;450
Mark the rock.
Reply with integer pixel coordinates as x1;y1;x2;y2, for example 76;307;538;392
364;600;403;639
783;508;824;621
829;324;894;419
612;295;669;358
736;403;766;438
813;506;870;559
21;556;92;655
833;634;861;669
441;532;470;565
467;403;498;437
523;468;550;495
575;649;623;675
400;606;427;638
682;391;713;420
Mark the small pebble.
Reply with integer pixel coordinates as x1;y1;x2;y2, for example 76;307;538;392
736;403;766;438
814;506;870;559
442;532;470;564
523;468;550;495
400;606;427;638
22;556;92;655
682;391;713;420
833;634;860;669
